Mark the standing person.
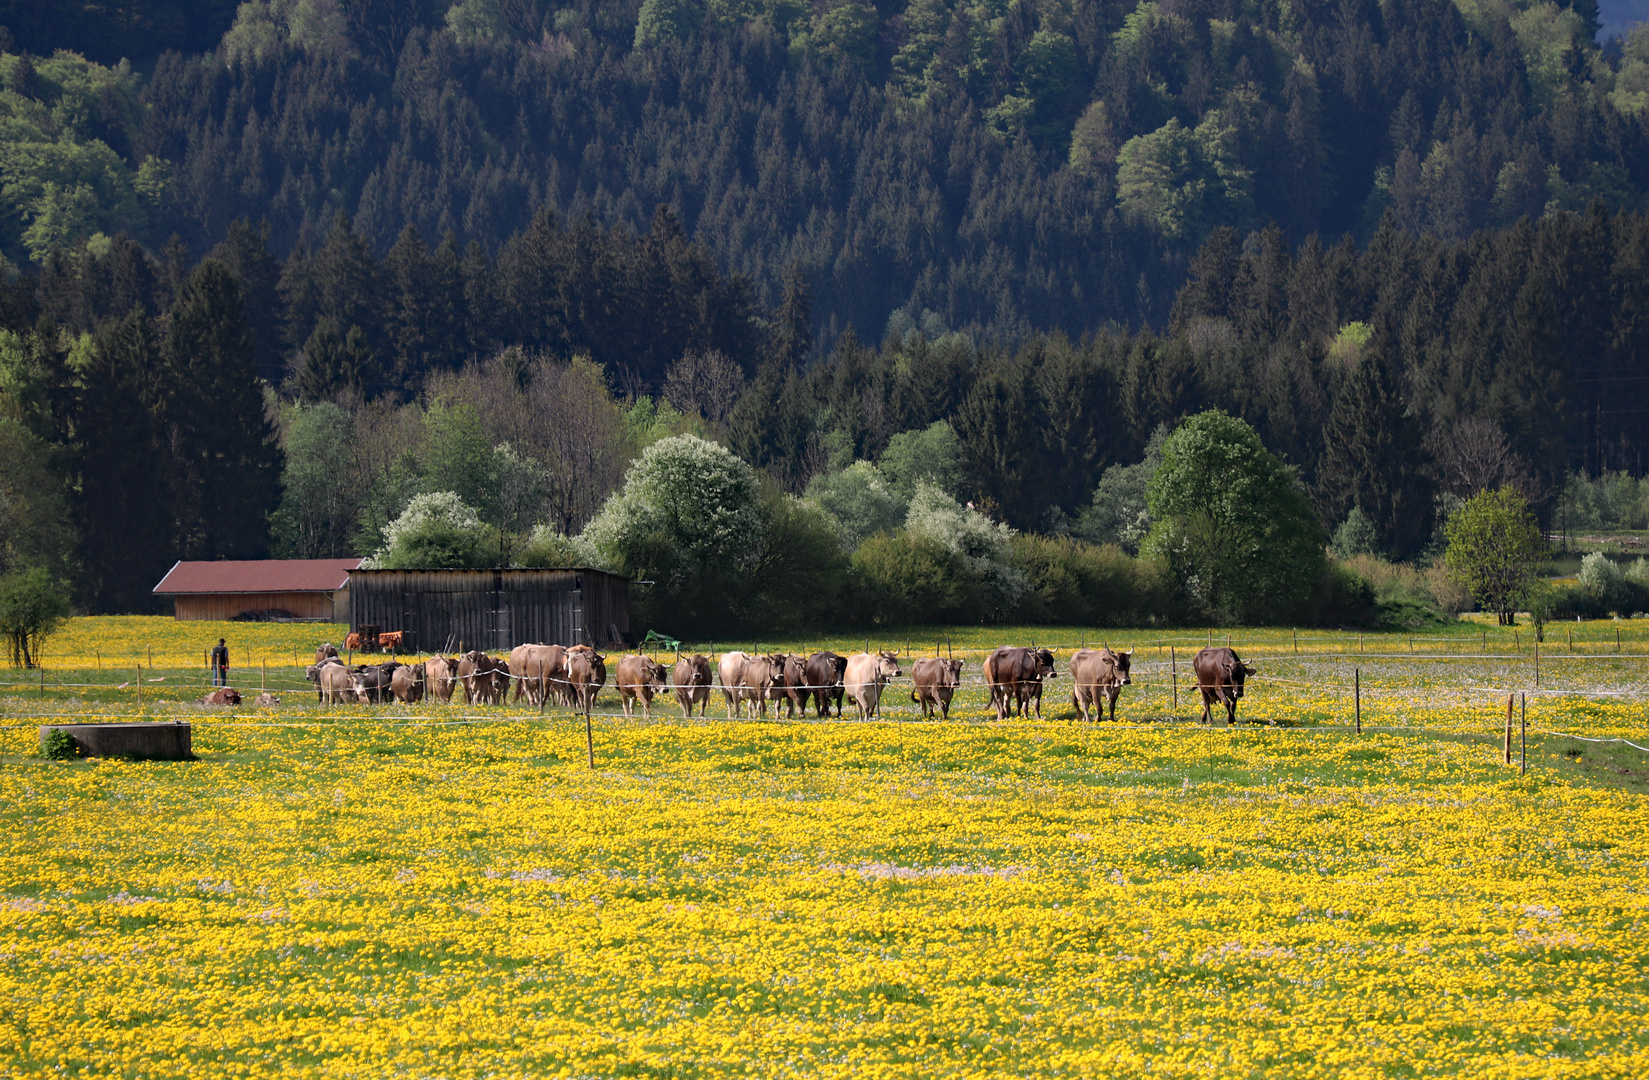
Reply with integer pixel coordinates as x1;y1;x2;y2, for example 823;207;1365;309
211;638;229;687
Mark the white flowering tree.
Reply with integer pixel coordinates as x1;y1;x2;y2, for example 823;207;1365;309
579;434;767;630
366;491;491;569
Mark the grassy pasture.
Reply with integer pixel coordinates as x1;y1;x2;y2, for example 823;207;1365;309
1;617;1648;1076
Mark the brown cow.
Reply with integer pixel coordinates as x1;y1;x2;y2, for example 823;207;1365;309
509;644;566;707
615;655;668;718
314;643;339;666
566;646;607;715
423;656;458;702
305;657;347;702
671;654;713;717
390;662;425;704
909;657;964;720
200;687;241;706
1070;647;1133;723
735;654;784;719
844;651;902;720
253;691;280;707
774;653;810;718
1193;647;1255;725
457;651;501;704
983;647;1058;719
803;651;848;717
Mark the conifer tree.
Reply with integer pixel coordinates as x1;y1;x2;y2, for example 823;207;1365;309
162;260;283;561
71;310;171;613
1317;351;1434;559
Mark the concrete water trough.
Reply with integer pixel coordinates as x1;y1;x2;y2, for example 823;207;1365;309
40;722;193;761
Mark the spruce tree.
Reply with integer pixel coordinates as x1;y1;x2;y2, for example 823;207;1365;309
162;260;283;561
71;310;171;613
1318;351;1434;559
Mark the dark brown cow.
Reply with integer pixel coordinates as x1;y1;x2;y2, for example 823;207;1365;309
1193;647;1255;725
983;647;1058;719
803;651;848;717
671;654;713;717
200;687;241;705
909;657;964;720
774;654;809;718
1069;647;1133;722
566;646;607;715
314;643;339;666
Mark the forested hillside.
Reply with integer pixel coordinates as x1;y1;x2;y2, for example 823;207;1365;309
6;0;1649;344
7;0;1649;626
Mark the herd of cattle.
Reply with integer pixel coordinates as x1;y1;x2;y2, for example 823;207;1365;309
291;642;1260;724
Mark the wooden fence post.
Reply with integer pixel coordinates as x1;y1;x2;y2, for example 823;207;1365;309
1170;647;1178;710
261;660;267;691
585;711;595;770
1354;668;1361;735
136;665;142;704
1568;628;1574;653
147;645;152;668
1520;693;1527;776
1534;640;1539;687
1293;628;1297;654
1504;694;1514;765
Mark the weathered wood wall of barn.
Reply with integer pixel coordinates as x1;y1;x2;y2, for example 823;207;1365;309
172;592;338;621
347;569;630;653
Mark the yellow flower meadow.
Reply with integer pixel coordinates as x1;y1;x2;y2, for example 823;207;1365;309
0;618;1645;1077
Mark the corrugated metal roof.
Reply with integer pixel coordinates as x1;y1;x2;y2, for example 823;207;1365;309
153;559;363;595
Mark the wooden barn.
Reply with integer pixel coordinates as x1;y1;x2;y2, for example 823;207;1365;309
153;559;362;621
346;568;631;654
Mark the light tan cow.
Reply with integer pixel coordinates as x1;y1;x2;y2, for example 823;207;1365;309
319;661;362;704
615;655;668;718
423;656;458;702
909;657;964;720
844;651;902;720
509;644;566;707
717;652;752;718
1070;647;1133;722
671;654;713;717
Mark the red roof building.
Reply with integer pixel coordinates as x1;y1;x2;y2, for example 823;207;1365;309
153;559;361;621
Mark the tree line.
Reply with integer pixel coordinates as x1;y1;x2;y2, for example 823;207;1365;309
9;197;1649;625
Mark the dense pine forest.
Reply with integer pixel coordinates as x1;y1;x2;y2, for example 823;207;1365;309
5;0;1649;630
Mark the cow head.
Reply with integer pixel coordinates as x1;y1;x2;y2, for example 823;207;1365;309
1036;648;1057;678
877;651;901;679
646;658;668;684
943;658;964;683
1114;649;1132;686
1223;659;1254;698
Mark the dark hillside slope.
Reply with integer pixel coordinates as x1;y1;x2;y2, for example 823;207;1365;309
6;0;1647;347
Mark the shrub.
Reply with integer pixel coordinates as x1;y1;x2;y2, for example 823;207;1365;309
848;530;979;624
1316;561;1378;627
806;462;907;549
40;729;77;760
0;567;71;667
1009;534;1155;626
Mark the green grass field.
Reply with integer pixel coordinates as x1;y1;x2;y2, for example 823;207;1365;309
1;617;1647;1076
